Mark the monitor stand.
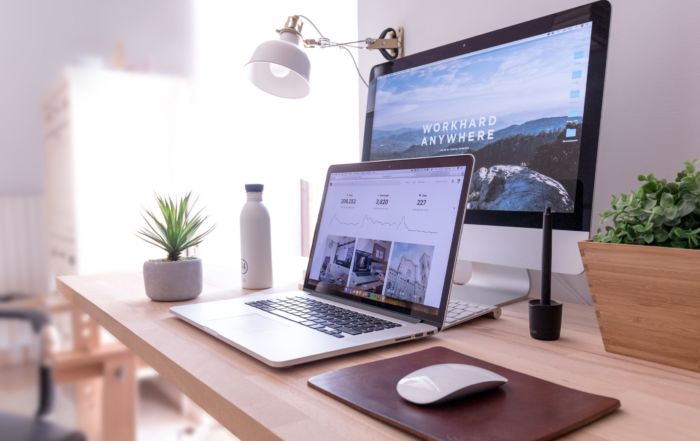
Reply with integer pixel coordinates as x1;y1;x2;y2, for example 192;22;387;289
450;261;530;307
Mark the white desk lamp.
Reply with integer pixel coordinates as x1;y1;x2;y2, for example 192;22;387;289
245;15;403;98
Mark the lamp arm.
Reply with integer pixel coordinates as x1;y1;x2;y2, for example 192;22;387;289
273;14;403;88
304;38;365;49
303;34;403;57
282;15;403;60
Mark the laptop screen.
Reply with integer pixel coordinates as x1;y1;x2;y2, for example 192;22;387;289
304;155;474;325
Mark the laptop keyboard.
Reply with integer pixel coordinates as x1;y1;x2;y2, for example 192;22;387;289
245;296;402;338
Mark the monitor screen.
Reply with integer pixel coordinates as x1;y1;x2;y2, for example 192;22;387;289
362;1;610;231
304;155;474;324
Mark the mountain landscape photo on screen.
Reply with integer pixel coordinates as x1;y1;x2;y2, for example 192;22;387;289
369;23;593;213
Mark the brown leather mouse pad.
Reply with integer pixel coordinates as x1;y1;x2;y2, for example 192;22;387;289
308;346;620;441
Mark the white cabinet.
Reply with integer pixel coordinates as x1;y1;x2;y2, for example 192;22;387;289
43;68;197;279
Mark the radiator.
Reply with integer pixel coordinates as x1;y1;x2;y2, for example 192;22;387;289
0;195;48;366
0;195;47;296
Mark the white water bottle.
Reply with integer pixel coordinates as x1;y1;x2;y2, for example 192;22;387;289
240;184;273;289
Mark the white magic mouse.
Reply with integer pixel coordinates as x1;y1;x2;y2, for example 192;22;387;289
396;363;508;405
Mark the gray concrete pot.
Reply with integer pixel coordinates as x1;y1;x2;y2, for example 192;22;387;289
143;257;202;302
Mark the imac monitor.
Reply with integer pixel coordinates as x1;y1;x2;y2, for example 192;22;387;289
361;1;611;304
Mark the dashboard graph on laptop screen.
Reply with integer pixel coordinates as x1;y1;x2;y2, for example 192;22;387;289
307;166;466;310
368;22;593;214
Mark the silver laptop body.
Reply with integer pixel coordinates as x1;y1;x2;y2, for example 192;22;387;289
171;155;482;367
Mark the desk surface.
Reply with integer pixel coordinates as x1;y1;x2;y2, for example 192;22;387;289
57;273;700;441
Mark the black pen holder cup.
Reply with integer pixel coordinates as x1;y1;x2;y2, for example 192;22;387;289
529;299;563;341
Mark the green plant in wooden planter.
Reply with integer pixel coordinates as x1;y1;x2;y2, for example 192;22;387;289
583;161;700;371
593;160;700;248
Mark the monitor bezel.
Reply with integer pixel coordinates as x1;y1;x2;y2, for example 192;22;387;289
303;154;475;327
361;0;611;232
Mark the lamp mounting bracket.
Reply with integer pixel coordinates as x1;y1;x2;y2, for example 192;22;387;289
366;27;403;51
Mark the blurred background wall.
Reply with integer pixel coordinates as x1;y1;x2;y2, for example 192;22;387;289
0;0;192;371
0;1;358;438
0;0;192;194
0;0;192;301
0;0;360;299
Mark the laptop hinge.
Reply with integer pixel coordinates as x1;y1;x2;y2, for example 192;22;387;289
306;291;422;324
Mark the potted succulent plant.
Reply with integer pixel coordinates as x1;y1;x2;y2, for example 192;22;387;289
137;193;214;302
579;160;700;371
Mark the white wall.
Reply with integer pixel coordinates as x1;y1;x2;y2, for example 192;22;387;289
357;0;700;303
0;0;191;299
0;1;358;293
193;1;359;278
0;0;192;195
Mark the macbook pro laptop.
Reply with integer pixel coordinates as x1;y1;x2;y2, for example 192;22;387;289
171;154;499;367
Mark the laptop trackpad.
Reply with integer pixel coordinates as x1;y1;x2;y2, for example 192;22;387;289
208;313;290;336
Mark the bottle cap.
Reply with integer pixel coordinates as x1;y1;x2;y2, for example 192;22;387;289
245;184;264;192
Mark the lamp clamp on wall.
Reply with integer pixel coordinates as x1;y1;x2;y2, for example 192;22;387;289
245;14;404;98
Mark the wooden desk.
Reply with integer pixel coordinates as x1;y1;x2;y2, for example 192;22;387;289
57;273;700;441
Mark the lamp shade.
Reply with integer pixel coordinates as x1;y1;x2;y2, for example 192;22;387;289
245;39;311;99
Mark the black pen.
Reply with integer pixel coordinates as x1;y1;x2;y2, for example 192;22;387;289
541;206;552;306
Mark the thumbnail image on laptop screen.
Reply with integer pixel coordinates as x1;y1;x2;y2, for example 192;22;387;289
306;164;468;317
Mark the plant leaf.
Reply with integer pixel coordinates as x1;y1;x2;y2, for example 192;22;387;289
594;160;700;248
136;192;216;260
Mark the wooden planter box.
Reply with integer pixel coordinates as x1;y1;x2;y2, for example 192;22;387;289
579;241;700;372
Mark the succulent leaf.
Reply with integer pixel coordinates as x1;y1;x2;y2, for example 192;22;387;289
136;193;215;261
